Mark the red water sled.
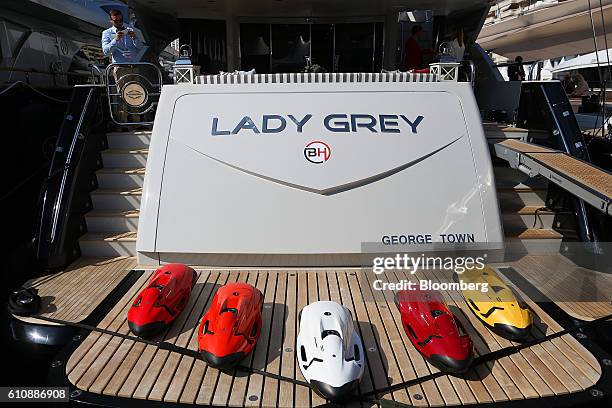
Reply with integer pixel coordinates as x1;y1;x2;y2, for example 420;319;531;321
198;282;263;369
395;289;473;373
128;264;197;338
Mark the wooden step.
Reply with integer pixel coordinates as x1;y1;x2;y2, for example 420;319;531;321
501;205;556;229
497;186;548;209
96;167;145;189
505;228;562;239
106;130;151;149
483;122;528;140
84;209;140;232
101;149;148;168
90;188;142;210
79;231;137;257
505;228;563;252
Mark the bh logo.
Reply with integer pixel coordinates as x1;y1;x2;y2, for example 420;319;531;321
304;141;331;164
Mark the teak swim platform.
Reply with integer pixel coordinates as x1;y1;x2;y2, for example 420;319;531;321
13;255;610;407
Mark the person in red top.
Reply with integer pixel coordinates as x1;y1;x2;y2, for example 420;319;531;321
404;25;432;70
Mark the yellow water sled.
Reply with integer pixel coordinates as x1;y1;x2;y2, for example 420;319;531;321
458;267;532;340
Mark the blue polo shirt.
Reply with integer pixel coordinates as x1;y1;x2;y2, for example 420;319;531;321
101;24;145;63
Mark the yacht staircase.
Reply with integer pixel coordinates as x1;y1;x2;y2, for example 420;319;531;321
79;130;150;257
486;124;572;249
496;166;567;247
75;124;572;259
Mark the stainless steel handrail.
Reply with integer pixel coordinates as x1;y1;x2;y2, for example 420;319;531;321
49;87;95;243
90;64;105;84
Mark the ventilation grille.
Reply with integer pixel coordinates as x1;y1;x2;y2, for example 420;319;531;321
196;72;438;85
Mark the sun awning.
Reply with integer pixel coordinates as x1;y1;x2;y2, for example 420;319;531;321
552;49;612;73
478;0;612;61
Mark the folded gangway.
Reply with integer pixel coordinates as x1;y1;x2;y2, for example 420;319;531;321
493;139;612;217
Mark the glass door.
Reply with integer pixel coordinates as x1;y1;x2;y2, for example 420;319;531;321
240;21;383;73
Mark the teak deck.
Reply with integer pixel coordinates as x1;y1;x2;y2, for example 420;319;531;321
65;267;602;407
502;253;612;321
14;257;135;324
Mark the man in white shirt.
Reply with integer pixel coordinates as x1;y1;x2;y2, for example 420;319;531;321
101;9;147;124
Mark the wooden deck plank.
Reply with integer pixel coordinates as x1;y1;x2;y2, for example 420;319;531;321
385;269;446;407
347;271;391;394
37;258;98;319
294;272;312;408
78;320;132;392
278;272;298;408
497;139;557;153
356;270;412;405
539;337;596;390
318;271;330;301
305;271;327;407
261;271;288;407
528;325;582;394
452;268;557;395
177;357;207;404
375;271;431;407
325;271;369;408
211;271;251;406
558;332;602;373
243;271;278;407
162;271;222;403
335;271;375;399
173;271;226;405
478;272;571;397
195;271;238;406
227;271;266;407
